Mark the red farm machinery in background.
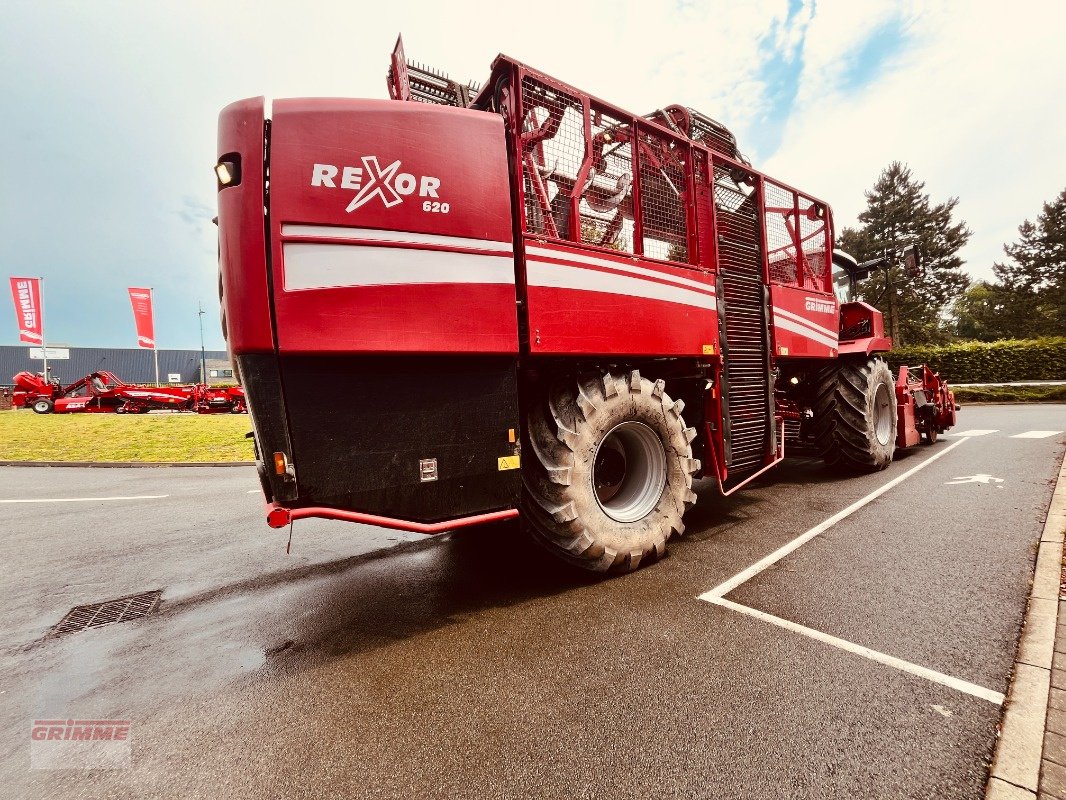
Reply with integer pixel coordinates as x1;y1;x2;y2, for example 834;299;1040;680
12;370;246;415
215;36;956;572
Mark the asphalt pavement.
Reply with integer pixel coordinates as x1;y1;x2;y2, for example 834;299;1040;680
2;404;1064;799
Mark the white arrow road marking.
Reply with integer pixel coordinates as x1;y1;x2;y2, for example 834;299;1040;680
697;437;1003;705
0;495;168;504
1011;430;1062;439
945;474;1004;485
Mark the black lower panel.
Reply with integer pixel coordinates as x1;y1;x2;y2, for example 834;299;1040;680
237;353;298;503
279;355;520;523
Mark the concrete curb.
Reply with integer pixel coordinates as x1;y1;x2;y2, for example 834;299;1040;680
0;461;254;468
987;449;1066;798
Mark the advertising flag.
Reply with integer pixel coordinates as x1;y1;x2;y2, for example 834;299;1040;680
9;277;43;344
128;287;155;349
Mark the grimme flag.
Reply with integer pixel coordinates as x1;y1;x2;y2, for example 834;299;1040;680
8;277;43;344
127;287;155;349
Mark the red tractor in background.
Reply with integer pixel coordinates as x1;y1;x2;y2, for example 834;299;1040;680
215;37;955;572
12;370;246;414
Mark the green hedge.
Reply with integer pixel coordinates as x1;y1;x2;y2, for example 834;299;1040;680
953;385;1066;404
885;337;1066;383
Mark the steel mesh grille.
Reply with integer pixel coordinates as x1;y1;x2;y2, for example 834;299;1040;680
520;78;584;240
797;196;829;292
714;164;769;477
51;590;162;637
689;112;738;159
764;182;830;292
764;181;799;286
638;130;689;261
519;76;690;264
581;107;635;252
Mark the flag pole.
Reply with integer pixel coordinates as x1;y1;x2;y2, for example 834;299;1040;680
150;287;159;386
39;277;48;382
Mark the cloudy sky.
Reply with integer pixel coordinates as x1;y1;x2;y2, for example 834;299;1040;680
1;0;1063;349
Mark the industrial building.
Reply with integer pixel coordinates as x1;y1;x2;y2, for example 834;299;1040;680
0;345;233;387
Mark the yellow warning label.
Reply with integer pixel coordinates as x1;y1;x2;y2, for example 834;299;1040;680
778;346;789;356
702;344;715;355
498;455;521;471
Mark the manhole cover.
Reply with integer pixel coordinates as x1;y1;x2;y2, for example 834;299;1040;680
51;590;162;637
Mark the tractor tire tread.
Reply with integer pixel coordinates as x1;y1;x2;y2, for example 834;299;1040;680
521;370;697;573
813;357;896;472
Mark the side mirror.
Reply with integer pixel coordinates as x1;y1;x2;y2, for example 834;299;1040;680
902;244;923;276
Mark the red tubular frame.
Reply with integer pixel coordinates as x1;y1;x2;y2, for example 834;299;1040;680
266;503;519;533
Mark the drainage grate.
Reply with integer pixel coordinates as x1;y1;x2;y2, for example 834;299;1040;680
51;590;162;637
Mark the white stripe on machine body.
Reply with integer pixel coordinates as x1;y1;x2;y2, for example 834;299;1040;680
526;258;717;311
282;242;514;291
282;224;513;253
526;244;716;294
773;306;838;341
772;313;838;349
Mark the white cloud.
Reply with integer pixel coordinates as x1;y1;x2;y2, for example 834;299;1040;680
764;0;1066;281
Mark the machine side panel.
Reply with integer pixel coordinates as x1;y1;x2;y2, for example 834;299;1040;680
769;285;838;359
268;99;517;354
217;97;273;354
523;240;718;355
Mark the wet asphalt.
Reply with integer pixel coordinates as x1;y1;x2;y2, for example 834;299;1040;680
2;404;1064;799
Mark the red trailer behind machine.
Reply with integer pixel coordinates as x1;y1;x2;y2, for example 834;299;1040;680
215;37;954;571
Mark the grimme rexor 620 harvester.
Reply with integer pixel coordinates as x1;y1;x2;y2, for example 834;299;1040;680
215;37;956;572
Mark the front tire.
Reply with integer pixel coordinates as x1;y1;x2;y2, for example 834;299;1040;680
32;398;53;414
812;357;896;472
522;370;699;573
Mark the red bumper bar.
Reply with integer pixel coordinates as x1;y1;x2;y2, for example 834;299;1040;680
266;503;519;533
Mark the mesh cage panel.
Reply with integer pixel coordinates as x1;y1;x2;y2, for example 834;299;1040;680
764;181;798;285
763;182;830;292
798;196;829;292
688;111;738;159
712;167;760;277
582;107;635;252
639;131;689;261
520;78;584;240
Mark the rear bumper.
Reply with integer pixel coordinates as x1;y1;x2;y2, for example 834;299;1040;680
266;503;519;533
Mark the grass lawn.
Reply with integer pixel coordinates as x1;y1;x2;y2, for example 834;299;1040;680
0;410;255;462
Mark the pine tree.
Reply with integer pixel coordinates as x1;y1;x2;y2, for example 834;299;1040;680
836;162;971;346
968;187;1066;338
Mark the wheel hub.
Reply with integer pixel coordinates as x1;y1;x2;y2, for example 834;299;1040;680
874;383;893;445
593;421;667;523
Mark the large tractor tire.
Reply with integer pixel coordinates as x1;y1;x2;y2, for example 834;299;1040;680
812;356;896;472
522;370;699;573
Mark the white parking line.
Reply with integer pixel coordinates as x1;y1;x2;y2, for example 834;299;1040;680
709;597;1004;705
699;438;967;600
696;437;1009;703
1011;431;1061;439
0;495;168;504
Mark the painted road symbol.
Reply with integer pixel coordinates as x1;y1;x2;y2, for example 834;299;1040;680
945;474;1004;485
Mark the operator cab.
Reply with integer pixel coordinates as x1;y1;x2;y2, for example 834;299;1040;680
831;251;860;303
